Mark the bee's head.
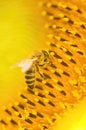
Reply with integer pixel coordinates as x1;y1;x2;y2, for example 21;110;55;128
42;50;52;65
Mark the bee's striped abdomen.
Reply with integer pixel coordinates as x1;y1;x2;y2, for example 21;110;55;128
25;66;35;89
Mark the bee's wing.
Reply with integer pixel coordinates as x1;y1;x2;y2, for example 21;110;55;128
21;60;33;73
11;57;37;73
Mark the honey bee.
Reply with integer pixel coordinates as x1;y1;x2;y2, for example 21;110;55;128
12;50;51;89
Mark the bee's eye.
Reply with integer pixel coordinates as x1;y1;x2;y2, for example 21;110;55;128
42;50;49;57
44;59;47;62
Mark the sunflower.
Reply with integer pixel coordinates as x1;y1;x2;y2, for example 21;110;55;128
0;0;86;130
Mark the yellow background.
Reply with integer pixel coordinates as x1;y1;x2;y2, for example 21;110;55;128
0;0;47;105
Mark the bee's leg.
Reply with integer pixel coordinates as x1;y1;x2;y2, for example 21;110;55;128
35;64;45;79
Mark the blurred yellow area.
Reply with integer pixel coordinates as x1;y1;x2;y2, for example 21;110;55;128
0;0;47;105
